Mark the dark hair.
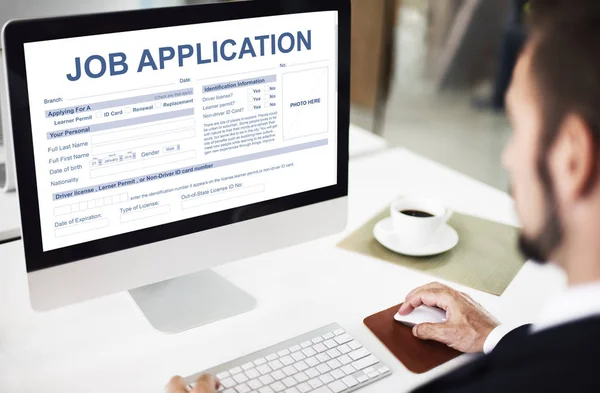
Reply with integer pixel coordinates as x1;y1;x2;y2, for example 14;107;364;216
528;0;600;190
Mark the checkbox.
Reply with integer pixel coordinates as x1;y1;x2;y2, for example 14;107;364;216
125;107;132;114
155;102;163;109
96;112;103;118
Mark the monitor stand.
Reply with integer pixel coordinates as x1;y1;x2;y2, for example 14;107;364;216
129;270;256;333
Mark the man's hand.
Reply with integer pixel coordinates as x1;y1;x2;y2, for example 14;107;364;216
398;282;500;353
167;374;220;393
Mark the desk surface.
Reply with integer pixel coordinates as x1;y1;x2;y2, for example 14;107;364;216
0;125;385;243
0;148;565;393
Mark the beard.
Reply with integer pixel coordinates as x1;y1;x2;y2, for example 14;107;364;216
517;164;564;264
518;209;562;263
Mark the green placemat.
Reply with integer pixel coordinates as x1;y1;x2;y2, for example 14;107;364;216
338;207;525;296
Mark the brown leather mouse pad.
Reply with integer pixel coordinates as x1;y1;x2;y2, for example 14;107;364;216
364;303;461;374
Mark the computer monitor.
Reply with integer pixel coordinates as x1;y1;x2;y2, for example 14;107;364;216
2;0;350;332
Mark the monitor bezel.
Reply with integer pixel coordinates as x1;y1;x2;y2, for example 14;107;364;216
3;0;350;273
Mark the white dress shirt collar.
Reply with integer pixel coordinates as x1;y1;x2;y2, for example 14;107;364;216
484;281;600;354
532;281;600;333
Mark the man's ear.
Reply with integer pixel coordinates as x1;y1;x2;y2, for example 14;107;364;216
550;114;596;201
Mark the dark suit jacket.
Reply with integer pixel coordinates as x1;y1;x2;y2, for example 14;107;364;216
412;317;600;393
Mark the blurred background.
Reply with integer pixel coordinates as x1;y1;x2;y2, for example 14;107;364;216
0;0;521;191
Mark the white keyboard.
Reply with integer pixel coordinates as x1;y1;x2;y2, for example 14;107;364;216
184;323;391;393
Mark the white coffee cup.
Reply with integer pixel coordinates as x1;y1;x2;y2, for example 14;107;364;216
385;197;453;247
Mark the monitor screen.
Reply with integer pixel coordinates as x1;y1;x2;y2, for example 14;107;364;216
22;11;339;252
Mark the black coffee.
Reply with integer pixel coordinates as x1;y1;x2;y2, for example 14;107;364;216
400;210;434;218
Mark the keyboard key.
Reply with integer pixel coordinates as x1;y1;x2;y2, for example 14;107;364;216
242;362;254;371
349;348;370;361
306;357;320;367
271;381;286;392
282;377;297;387
254;358;267;366
340;365;355;375
236;383;251;393
221;378;236;388
338;345;351;355
296;383;311;393
217;371;231;380
294;372;309;383
363;367;375;375
248;379;263;390
278;349;290;357
313;343;328;353
319;373;334;384
334;334;353;345
305;368;320;379
338;355;352;365
348;341;361;350
316;353;331;363
300;341;312;348
259;375;275;385
280;356;294;366
324;339;337;349
291;352;306;362
316;364;332;374
282;366;297;376
378;366;391;374
341;376;358;388
229;367;243;375
322;332;335;340
302;348;317;357
289;345;302;353
367;370;379;379
259;387;274;393
223;389;235;393
330;369;345;380
326;359;342;370
294;361;309;372
357;374;369;383
272;370;286;381
309;378;324;389
246;369;260;379
328;380;347;393
258;365;272;375
285;388;300;393
352;355;379;371
333;329;345;336
234;373;249;384
326;349;341;359
269;360;284;370
312;337;324;344
266;354;279;361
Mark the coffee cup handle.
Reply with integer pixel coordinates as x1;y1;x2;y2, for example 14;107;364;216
443;209;453;223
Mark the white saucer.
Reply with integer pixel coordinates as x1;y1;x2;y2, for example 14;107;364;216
373;217;459;257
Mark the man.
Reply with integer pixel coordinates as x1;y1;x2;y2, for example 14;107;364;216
169;1;600;391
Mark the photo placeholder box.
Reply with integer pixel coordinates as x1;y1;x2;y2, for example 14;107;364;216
282;67;329;140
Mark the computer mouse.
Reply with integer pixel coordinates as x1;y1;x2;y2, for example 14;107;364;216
394;305;447;327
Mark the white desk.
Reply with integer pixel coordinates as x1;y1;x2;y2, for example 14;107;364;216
348;125;388;159
0;125;385;243
0;148;565;393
